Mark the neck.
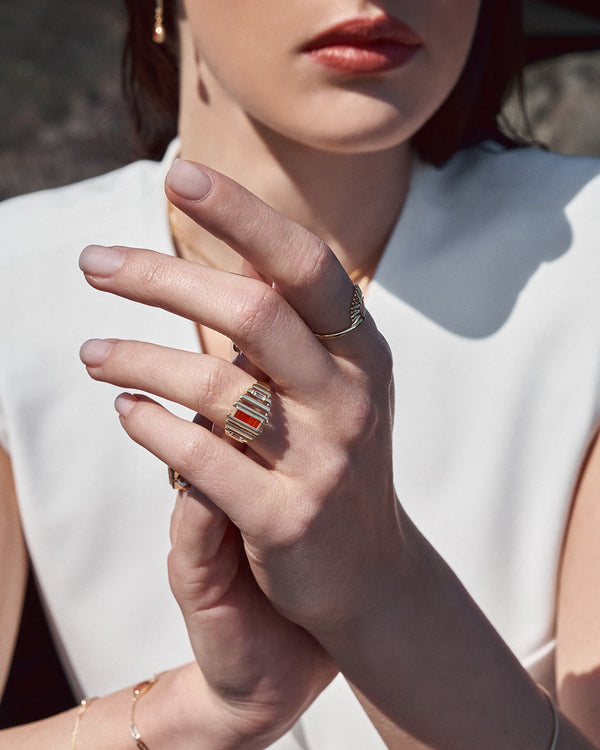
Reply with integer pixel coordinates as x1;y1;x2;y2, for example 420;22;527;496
175;30;413;279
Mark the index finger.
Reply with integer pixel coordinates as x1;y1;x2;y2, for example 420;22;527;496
165;159;377;354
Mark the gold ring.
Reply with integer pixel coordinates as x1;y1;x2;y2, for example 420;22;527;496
313;283;365;340
168;467;192;492
225;381;272;443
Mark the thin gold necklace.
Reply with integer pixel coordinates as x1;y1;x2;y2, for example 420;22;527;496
168;201;221;269
168;201;378;288
350;267;373;289
168;202;239;356
349;250;383;289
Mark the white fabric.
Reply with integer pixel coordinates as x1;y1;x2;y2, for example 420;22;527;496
1;141;599;747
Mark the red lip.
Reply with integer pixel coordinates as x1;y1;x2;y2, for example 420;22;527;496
302;16;422;74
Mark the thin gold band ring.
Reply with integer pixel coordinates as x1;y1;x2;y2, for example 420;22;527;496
313;284;366;340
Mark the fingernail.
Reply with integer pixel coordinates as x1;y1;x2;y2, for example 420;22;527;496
114;393;137;417
79;245;126;277
166;159;213;201
79;339;116;367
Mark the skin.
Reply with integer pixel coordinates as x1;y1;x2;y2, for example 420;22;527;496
180;0;480;153
75;164;598;749
0;449;27;699
556;430;600;741
173;0;481;307
1;0;599;747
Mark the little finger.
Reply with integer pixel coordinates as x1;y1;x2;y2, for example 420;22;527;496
81;339;285;461
113;393;280;534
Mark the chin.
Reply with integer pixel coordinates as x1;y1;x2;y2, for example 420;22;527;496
290;115;422;155
255;100;426;156
307;122;416;154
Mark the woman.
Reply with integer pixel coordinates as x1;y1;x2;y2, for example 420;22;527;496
0;0;599;747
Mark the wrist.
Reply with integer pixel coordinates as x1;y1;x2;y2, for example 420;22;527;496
308;499;418;648
138;663;294;750
310;514;567;750
133;664;238;750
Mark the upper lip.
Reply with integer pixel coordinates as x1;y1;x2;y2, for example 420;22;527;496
302;15;422;51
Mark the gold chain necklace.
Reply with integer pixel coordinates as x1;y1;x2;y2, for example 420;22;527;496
168;201;221;268
168;201;378;288
168;202;239;357
349;249;383;289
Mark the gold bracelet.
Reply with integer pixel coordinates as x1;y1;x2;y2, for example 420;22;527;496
538;684;559;750
129;675;160;749
71;697;98;749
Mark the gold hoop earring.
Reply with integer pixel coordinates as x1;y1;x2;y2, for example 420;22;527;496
153;0;166;44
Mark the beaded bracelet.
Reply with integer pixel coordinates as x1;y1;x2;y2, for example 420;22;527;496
538;683;559;750
129;674;160;749
71;696;98;749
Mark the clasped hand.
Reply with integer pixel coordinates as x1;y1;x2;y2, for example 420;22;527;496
79;158;405;744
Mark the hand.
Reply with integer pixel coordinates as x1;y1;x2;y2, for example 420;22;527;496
79;159;405;643
166;453;335;747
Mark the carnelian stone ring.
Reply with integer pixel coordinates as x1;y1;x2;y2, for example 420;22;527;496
225;381;272;443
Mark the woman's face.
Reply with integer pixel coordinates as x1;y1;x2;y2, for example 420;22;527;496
181;1;482;153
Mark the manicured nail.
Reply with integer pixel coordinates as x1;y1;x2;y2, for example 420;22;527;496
79;339;116;367
166;159;213;201
79;245;126;277
114;393;137;418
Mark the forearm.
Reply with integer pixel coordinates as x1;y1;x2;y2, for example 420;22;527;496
0;664;276;750
0;447;28;699
316;511;597;749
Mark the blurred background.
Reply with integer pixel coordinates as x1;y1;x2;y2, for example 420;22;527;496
1;0;600;201
0;0;599;728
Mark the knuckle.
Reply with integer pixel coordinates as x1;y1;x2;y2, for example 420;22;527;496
136;255;173;297
370;335;394;381
123;397;154;434
191;359;223;409
330;370;391;447
318;448;354;492
353;329;394;384
283;452;352;528
239;200;276;244
342;391;380;445
166;548;192;609
233;284;284;340
178;432;215;477
166;548;181;593
291;237;333;288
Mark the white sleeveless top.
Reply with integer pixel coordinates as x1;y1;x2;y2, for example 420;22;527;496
1;141;599;749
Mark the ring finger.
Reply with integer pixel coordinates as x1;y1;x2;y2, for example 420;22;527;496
114;393;279;534
79;338;287;460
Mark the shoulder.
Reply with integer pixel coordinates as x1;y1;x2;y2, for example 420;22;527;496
0;146;176;338
389;144;600;337
438;143;600;215
411;144;600;258
0;157;167;261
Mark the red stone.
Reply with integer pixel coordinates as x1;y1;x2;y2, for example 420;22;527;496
234;410;261;429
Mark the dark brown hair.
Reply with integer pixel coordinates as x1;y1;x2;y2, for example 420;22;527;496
122;0;526;165
122;0;180;160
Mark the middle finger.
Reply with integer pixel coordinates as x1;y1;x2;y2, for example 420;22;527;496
79;245;336;397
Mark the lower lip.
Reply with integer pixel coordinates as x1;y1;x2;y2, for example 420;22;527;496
306;42;419;74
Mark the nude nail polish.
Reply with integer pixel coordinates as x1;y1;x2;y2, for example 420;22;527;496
79;245;126;277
